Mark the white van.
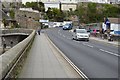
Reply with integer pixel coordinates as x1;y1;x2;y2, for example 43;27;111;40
72;29;89;41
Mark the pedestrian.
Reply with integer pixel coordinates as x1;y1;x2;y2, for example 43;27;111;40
100;28;104;39
37;27;41;35
93;29;97;37
101;28;104;39
104;18;111;41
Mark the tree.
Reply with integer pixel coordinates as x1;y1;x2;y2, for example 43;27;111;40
75;4;87;23
10;9;15;19
25;2;45;12
103;4;120;18
2;18;7;28
74;3;120;24
46;8;53;20
46;8;65;21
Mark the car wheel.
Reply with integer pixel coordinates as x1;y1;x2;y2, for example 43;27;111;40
86;39;89;42
75;36;78;41
72;37;74;40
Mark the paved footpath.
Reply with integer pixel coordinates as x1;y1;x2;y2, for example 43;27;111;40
90;37;119;46
19;33;81;78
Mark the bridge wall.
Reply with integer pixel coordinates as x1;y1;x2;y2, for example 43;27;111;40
0;30;35;79
0;29;32;48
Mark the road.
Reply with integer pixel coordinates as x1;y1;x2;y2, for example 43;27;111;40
45;28;119;79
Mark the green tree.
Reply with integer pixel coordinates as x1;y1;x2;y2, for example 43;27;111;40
2;18;7;28
25;2;45;12
10;9;15;19
75;3;120;24
46;8;53;20
103;4;120;18
75;4;87;23
46;8;65;21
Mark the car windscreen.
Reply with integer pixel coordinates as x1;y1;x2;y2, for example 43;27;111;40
76;30;87;33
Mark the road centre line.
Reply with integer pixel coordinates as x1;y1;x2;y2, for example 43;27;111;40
63;35;65;37
99;49;120;57
82;43;93;48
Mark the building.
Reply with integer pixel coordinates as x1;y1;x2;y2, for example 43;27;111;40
76;0;92;2
44;1;60;11
60;0;77;11
1;0;22;2
40;0;59;2
44;0;78;11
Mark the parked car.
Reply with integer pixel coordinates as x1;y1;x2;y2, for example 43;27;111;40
72;29;89;41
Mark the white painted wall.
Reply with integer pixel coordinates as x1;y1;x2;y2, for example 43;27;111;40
1;0;22;2
61;4;77;11
44;2;60;11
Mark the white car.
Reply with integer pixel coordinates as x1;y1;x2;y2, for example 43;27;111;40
72;29;89;41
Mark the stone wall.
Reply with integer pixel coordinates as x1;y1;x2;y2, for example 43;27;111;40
0;29;32;48
15;10;40;29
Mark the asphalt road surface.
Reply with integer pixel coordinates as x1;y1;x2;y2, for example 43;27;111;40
45;28;119;79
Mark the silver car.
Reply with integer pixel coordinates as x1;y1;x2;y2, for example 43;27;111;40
72;29;89;41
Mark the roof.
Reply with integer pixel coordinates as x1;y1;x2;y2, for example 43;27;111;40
0;10;12;21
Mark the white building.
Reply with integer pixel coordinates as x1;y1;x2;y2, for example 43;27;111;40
44;1;60;11
1;0;22;2
60;0;77;11
76;0;92;2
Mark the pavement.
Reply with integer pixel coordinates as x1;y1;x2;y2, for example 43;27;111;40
19;33;81;78
90;37;120;46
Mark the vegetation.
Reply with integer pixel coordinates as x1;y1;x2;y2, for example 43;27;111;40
46;8;65;22
75;3;120;24
10;9;15;19
23;2;45;12
22;2;119;23
2;18;7;28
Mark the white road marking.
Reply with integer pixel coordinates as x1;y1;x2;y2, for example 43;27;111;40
59;30;60;32
82;43;93;48
99;49;120;57
63;35;65;37
86;45;93;48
